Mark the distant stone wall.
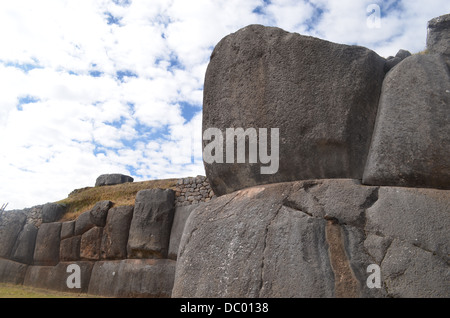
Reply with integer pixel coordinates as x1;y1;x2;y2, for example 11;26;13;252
0;187;199;297
174;176;216;206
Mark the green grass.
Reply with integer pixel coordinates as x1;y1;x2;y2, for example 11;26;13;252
56;178;178;221
0;283;100;298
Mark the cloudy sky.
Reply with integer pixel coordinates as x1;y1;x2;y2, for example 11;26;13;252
0;0;448;210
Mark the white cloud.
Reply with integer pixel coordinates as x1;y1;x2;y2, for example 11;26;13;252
0;0;448;209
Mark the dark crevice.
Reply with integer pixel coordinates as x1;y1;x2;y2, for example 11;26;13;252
258;204;283;297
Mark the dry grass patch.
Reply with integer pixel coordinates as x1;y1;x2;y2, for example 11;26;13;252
57;178;178;221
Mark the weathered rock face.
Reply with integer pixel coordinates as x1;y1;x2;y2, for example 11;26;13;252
60;236;81;261
0;259;28;284
363;53;450;189
127;189;175;259
172;180;449;298
42;203;66;223
80;227;103;260
33;222;61;266
11;223;38;264
0;211;27;259
168;204;198;260
88;259;176;297
101;205;134;260
95;174;134;187
23;261;94;293
60;221;75;240
203;24;386;196
90;200;112;227
427;13;450;59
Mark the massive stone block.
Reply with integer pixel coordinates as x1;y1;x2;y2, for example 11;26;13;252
127;189;175;259
74;210;95;236
23;261;94;293
168;204;199;260
90;200;112;227
42;203;66;223
33;222;61;266
60;220;75;240
202;24;386;196
172;180;449;298
101;205;134;260
88;259;176;298
11;223;38;264
60;236;81;261
363;54;450;189
0;210;27;259
0;258;28;284
80;227;103;261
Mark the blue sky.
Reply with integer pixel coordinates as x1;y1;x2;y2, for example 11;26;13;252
0;0;448;209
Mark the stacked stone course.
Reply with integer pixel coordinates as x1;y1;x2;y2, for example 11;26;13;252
174;176;216;206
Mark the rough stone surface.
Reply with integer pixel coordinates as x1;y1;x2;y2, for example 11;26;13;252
0;258;28;284
23;261;94;293
95;174;134;187
168;204;199;260
42;203;66;223
363;53;450;189
74;210;95;236
90;200;112;227
365;186;449;262
384;56;402;73
0;210;27;259
101;205;134;260
395;49;412;60
33;222;61;266
381;239;449;298
11;223;38;264
88;259;176;297
172;180;449;298
80;227;103;261
127;189;175;259
60;236;81;261
60;220;75;240
427;13;450;58
202;24;386;196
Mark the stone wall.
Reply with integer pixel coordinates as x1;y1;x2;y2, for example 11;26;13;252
174;176;216;206
0;188;199;297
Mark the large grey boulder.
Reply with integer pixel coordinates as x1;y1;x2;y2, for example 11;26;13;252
427;14;450;58
95;174;134;187
172;180;449;298
88;259;176;297
11;223;38;264
33;222;61;266
168;204;199;260
0;210;27;258
202;24;386;196
127;189;175;259
363;54;450;189
42;203;66;223
101;205;134;260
